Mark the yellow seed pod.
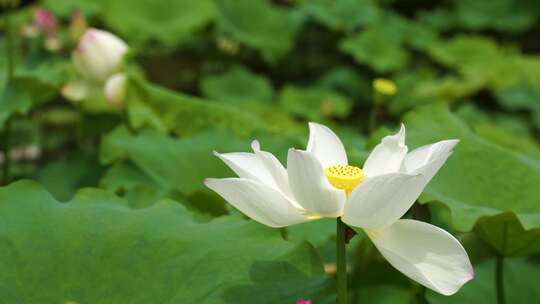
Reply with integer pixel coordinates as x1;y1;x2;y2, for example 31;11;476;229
324;165;365;194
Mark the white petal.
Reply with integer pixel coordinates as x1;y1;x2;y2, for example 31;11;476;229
61;80;90;102
342;172;423;229
366;219;474;295
104;73;127;109
287;149;346;217
306;122;347;168
89;28;128;69
204;178;310;228
363;124;408;177
250;140;294;200
402;139;459;181
72;48;107;81
213;151;278;190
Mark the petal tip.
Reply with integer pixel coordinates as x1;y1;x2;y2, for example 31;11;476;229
397;124;406;143
251;139;260;151
447;138;460;147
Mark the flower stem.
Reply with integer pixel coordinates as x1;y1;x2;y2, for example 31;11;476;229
368;93;384;133
2;119;12;185
121;107;133;133
336;217;348;304
2;13;16;185
368;103;379;133
496;254;505;304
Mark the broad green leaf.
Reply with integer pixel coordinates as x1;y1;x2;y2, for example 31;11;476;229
388;69;437;115
201;66;274;104
495;86;540;128
43;0;104;17
340;12;435;72
475;213;540;256
473;124;540;163
100;161;229;219
34;152;104;202
100;126;246;195
287;219;336;247
215;0;304;61
127;77;263;136
279;85;352;121
427;36;540;91
0;75;58;128
427;257;540;303
302;0;379;31
355;285;414;304
455;104;534;140
404;104;540;255
416;8;456;31
0;59;69;127
103;0;215;48
0;180;333;303
317;67;372;104
100;162;158;194
454;0;540;33
427;35;503;72
340;27;408;73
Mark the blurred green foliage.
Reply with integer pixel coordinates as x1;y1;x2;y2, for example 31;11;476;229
1;0;540;302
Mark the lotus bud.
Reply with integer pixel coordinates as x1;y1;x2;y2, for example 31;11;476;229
44;36;62;52
372;78;397;96
72;28;128;82
33;8;57;35
104;73;127;109
69;10;88;42
61;80;89;102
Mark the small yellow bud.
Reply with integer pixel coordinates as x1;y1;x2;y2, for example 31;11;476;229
373;78;397;96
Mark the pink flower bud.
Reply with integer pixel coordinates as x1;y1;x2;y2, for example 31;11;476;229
296;299;312;304
34;9;57;34
72;28;128;82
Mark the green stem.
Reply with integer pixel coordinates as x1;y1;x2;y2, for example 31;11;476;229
368;103;378;133
496;254;505;304
368;93;384;133
2;119;11;185
121;107;133;133
412;202;431;222
2;13;16;185
336;217;348;304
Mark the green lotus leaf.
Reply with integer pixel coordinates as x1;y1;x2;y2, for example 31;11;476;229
427;257;540;303
103;0;215;48
302;0;379;31
126;77;263;136
0;180;333;303
201;66;274;104
405;104;540;255
215;0;304;62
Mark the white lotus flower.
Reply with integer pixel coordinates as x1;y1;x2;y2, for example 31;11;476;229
205;122;474;295
72;28;128;83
